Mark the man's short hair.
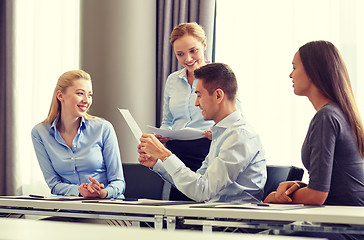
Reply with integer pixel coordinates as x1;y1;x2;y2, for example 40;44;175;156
194;63;237;101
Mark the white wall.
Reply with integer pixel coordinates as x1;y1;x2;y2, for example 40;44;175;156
80;0;156;163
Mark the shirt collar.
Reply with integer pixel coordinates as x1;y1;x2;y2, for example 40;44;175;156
49;115;87;135
49;115;60;135
178;68;198;88
178;68;187;79
213;110;245;130
178;63;210;80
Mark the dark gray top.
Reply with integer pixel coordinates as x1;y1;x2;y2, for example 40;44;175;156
302;102;364;206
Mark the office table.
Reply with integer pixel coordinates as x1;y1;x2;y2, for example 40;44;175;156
0;218;325;240
164;203;364;235
0;197;166;229
1;197;363;236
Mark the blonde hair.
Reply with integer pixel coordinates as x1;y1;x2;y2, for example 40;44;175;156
43;70;95;123
170;22;207;46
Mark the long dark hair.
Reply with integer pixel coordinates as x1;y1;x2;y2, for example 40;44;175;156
299;40;364;158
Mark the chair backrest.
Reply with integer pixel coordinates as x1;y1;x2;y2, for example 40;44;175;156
122;163;165;200
263;165;304;199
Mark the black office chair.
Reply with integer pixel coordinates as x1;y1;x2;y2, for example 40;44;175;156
122;163;167;200
263;165;304;199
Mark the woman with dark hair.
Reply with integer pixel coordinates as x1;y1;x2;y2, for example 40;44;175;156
264;40;364;239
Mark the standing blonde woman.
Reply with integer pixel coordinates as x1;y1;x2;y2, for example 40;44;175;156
31;70;125;199
159;22;243;200
157;22;213;200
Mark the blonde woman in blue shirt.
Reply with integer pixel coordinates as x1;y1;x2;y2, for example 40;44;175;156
161;23;243;200
31;70;125;199
158;23;213;200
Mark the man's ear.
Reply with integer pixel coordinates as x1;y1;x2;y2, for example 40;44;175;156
215;89;224;103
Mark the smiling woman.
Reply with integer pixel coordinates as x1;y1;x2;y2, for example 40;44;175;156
173;35;207;80
158;22;213;201
31;70;126;199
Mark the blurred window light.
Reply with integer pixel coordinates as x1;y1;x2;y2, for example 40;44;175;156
216;0;364;169
14;0;80;194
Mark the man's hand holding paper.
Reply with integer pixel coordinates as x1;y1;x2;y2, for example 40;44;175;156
138;134;172;168
147;125;205;140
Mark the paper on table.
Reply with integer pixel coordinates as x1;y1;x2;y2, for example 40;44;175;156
118;108;143;143
82;198;197;206
0;195;86;201
189;202;312;210
147;125;204;140
211;203;308;210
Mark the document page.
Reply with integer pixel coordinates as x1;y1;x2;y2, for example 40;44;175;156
118;108;143;143
213;203;307;210
82;198;197;206
0;195;86;201
190;202;316;210
147;125;204;140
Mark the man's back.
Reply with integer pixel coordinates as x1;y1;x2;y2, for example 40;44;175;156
156;110;267;202
196;110;266;202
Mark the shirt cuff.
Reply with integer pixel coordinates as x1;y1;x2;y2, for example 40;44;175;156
70;185;81;196
153;159;167;174
103;186;112;198
162;154;185;175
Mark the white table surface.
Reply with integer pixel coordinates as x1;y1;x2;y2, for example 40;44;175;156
2;197;364;225
1;197;362;235
0;218;325;240
0;197;166;215
164;203;364;225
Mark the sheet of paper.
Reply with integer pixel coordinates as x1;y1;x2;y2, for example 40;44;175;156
147;125;204;140
82;198;197;206
191;203;311;211
118;108;143;143
0;195;86;201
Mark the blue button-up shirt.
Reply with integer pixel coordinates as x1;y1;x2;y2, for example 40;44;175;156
161;68;214;131
154;110;267;202
31;116;125;198
161;68;243;132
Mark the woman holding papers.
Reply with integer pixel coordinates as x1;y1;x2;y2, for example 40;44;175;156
264;41;364;239
159;23;243;200
31;70;125;199
157;22;213;200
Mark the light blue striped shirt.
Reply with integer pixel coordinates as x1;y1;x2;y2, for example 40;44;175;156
154;110;267;202
31;116;125;198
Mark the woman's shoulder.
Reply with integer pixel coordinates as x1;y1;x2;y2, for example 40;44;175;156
86;117;115;130
166;68;186;81
315;103;345;122
86;117;110;125
31;122;51;135
312;103;350;133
